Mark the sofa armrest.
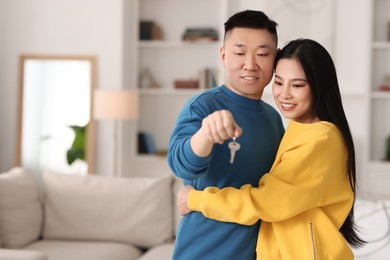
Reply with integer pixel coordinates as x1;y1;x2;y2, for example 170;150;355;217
0;248;48;260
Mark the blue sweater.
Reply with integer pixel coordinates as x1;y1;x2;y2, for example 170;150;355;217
167;85;284;260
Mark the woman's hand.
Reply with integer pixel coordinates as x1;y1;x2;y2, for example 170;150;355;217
177;185;196;216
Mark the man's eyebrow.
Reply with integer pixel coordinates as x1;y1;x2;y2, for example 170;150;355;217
233;43;271;49
258;44;271;49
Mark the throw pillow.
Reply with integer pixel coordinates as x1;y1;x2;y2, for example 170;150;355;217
42;172;173;248
0;167;43;248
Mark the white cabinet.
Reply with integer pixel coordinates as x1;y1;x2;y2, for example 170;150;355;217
368;0;390;171
134;0;229;156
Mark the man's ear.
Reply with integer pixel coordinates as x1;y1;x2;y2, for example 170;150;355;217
219;46;226;67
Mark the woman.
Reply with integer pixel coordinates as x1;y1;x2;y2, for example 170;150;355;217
177;39;365;259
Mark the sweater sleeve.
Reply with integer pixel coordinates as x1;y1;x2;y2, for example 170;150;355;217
188;135;331;225
167;96;211;180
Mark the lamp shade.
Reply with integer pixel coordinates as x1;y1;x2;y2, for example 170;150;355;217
94;89;139;120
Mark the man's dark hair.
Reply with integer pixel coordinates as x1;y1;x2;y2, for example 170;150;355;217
224;10;278;46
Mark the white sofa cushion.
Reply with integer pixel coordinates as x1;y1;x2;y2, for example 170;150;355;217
23;240;142;260
137;243;174;260
0;167;43;249
42;172;173;248
0;248;48;260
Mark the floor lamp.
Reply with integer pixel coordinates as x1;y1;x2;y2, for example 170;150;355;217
94;89;139;177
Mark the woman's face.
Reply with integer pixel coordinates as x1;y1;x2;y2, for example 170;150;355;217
272;58;319;123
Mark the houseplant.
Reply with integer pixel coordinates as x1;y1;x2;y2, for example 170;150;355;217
66;125;86;165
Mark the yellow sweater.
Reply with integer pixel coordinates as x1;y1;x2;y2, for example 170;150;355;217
188;120;354;260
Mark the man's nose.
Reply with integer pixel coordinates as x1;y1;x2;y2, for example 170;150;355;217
244;55;258;70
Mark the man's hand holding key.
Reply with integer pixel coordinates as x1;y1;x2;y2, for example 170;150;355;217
190;109;242;161
200;109;242;143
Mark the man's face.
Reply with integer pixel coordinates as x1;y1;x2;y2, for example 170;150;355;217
220;28;277;100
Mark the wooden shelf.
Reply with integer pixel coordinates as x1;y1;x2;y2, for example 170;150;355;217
371;91;390;99
368;160;390;173
139;88;202;96
372;41;390;49
139;40;221;48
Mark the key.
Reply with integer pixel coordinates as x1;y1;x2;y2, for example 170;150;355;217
228;137;241;164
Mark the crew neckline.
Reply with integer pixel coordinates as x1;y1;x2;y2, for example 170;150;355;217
290;120;335;129
220;85;264;108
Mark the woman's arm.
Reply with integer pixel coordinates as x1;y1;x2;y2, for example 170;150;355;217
180;126;352;225
179;137;331;225
187;170;321;225
177;159;322;225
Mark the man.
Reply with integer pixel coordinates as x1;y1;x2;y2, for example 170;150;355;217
167;10;284;259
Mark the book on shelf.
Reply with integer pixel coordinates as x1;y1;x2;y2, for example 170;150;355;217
378;75;390;91
182;27;219;42
174;79;199;89
198;67;219;89
139;21;163;41
138;132;156;154
378;85;390;91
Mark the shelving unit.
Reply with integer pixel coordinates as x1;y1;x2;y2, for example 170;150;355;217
125;0;390;184
368;0;390;172
135;0;229;156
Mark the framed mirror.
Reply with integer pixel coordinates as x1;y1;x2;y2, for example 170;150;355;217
16;55;96;175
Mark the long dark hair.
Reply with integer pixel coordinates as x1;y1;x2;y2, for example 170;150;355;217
275;39;365;248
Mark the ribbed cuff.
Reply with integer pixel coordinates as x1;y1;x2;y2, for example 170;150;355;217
188;189;203;212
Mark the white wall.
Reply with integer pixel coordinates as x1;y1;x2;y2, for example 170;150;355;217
0;0;8;171
333;0;372;193
233;0;335;52
0;0;127;174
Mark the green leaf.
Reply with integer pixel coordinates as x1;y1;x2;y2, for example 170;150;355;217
66;124;87;165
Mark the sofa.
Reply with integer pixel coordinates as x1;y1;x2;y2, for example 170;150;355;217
0;167;182;260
